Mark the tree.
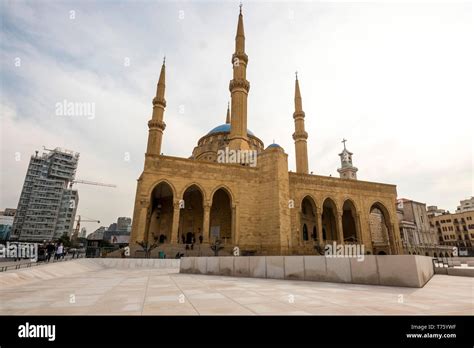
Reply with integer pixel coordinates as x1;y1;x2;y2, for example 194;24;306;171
58;233;72;248
136;240;159;258
210;239;224;256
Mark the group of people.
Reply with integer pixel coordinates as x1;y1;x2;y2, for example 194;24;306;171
45;242;66;262
181;233;204;250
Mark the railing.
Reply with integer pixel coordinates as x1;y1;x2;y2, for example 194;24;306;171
0;254;85;272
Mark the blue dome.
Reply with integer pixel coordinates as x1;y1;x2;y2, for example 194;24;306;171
266;143;282;149
207;124;254;136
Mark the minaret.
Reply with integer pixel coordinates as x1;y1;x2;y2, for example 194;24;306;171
229;4;250;150
226;102;231;124
337;139;358;180
146;58;167;156
292;72;309;174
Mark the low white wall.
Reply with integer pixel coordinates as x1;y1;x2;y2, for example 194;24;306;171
179;255;435;288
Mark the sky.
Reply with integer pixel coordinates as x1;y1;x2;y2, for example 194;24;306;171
1;0;473;232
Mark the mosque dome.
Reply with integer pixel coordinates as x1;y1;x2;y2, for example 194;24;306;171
207;123;254;136
266;143;282;150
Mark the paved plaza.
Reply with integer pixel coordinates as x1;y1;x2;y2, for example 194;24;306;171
0;260;472;315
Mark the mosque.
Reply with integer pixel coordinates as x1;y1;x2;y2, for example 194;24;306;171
129;7;402;256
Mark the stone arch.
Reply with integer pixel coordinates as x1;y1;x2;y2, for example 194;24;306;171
178;184;205;244
179;182;207;203
369;201;395;255
301;195;318;242
147;181;175;244
322;197;338;241
210;185;236;205
342;199;359;243
147;179;177;199
209;187;233;244
321;195;341;214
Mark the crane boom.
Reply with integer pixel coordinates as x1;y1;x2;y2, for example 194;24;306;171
70;179;117;188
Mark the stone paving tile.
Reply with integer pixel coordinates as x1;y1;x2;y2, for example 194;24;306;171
0;268;472;315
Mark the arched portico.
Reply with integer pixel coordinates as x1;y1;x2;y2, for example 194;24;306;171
209;187;233;245
146;182;174;244
322;198;340;242
369;202;396;255
178;185;204;244
300;196;318;242
342;199;360;243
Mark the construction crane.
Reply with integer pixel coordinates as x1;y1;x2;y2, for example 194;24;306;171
69;179;117;189
72;215;100;241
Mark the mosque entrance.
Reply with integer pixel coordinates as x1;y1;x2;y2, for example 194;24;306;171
209;188;232;244
301;196;317;242
342;200;358;243
147;182;174;244
322;198;338;242
178;185;204;245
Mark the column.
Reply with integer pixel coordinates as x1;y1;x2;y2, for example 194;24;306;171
316;207;323;245
170;201;180;244
231;204;238;244
202;203;210;243
337;212;344;244
355;212;362;244
298;211;303;245
133;198;149;244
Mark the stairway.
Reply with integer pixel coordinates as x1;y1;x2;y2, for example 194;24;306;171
147;243;234;258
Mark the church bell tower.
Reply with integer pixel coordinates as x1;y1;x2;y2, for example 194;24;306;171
337;139;358;180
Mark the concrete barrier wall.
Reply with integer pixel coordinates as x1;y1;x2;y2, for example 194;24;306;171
179;255;435;288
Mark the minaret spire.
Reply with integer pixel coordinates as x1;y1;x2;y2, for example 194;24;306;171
229;5;250;150
226;102;231;124
292;73;309;174
146;58;167;156
236;3;245;53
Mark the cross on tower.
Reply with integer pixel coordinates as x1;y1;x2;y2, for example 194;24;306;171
239;2;243;14
342;138;347;150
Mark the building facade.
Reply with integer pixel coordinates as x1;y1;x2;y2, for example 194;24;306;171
11;148;79;242
129;8;402;256
0;209;15;241
456;196;474;213
396;199;451;256
429;209;474;256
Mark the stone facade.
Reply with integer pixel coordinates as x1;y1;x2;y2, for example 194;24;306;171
130;7;402;256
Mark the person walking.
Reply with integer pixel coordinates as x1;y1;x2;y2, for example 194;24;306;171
46;243;55;262
55;243;63;261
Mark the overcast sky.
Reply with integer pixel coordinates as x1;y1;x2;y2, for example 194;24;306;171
1;0;473;232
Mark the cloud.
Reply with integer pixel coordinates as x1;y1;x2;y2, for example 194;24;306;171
1;1;473;229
